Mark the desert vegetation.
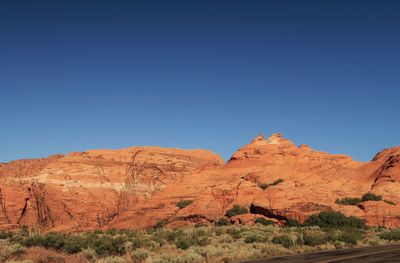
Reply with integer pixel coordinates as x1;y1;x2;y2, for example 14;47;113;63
226;205;248;217
0;214;398;263
259;178;284;190
335;192;390;206
176;200;193;209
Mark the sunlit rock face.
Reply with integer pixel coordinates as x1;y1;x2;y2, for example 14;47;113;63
0;147;223;231
1;134;400;231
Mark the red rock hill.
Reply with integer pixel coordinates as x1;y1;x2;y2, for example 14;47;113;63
1;134;399;231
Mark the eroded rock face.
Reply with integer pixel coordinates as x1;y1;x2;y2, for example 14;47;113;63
1;134;400;230
111;133;400;229
0;147;223;231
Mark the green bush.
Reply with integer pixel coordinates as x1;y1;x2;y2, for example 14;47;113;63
384;200;396;206
285;219;301;227
335;197;361;206
271;234;296;248
64;236;85;253
272;178;284;186
338;229;363;245
0;231;13;240
92;236;128;256
226;228;241;239
304;211;366;229
259;179;284;190
176;200;193;209
244;233;265;243
379;230;400;241
302;232;328;246
226;205;248;217
175;237;192;250
214;217;231;227
361;193;382;202
255;217;275;226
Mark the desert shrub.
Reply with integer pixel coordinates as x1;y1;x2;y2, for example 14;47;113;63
150;233;166;247
130;237;145;249
338;229;364;245
271;234;297;248
37;255;67;263
214;217;231;227
244;233;265;243
166;230;181;242
175;250;203;263
80;247;97;261
0;243;27;260
271;178;284;186
96;256;126;263
379;230;400;241
226;205;248;217
226;228;241;239
384;200;396;206
259;179;284;190
213;227;224;236
64;235;87;253
39;232;68;250
0;231;13;240
258;243;290;258
284;219;301;227
19;226;30;237
175;236;192;250
131;248;149;262
255;218;274;226
302;231;328;246
335;197;361;206
153;219;168;229
325;228;363;245
20;235;44;247
105;229;118;236
91;236;127;256
176;200;193;209
194;223;207;228
191;229;210;246
361;193;382;202
194;236;210;247
304;211;366;229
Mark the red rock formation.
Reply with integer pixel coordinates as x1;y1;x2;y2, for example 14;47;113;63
1;133;400;231
0;147;223;231
111;133;400;229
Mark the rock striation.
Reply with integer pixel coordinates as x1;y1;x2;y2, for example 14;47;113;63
1;134;400;231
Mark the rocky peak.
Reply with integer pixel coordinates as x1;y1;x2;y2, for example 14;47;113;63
250;133;287;146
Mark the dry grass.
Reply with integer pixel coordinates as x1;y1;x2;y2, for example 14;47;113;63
0;225;397;263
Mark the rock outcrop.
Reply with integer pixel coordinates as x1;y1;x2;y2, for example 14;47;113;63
0;147;223;231
1;133;400;231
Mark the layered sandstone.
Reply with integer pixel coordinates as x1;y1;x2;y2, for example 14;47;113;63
0;147;223;231
0;134;399;231
111;133;400;229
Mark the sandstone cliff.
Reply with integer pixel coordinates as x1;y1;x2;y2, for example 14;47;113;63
1;134;399;231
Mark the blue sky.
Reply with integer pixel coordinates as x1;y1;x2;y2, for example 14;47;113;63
1;0;399;162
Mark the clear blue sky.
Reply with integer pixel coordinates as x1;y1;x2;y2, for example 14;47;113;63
1;0;399;162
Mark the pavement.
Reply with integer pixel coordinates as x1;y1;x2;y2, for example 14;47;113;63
240;244;400;263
